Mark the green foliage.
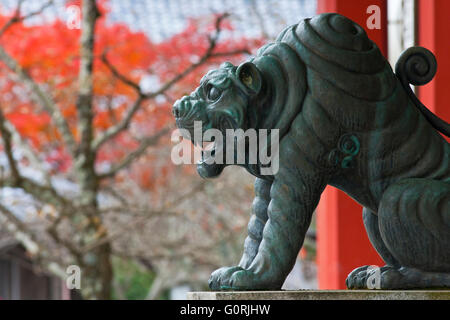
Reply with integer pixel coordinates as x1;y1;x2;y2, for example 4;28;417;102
112;257;155;300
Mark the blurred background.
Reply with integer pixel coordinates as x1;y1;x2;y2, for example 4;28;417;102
0;0;448;299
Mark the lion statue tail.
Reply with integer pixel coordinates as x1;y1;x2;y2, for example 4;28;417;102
395;46;450;137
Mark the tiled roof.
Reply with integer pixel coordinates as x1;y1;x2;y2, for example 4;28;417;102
0;0;317;41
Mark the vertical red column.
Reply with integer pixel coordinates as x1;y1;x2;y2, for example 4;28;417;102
417;0;450;142
315;0;387;289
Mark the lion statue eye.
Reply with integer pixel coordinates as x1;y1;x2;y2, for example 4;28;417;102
207;85;222;101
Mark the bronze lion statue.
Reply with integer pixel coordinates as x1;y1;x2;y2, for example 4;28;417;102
172;13;450;290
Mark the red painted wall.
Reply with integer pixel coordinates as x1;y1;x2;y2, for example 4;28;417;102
316;0;387;289
317;0;387;55
417;0;450;142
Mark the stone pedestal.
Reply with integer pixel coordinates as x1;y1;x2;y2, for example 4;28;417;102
187;290;450;300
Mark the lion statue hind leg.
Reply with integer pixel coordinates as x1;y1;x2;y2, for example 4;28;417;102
347;178;450;289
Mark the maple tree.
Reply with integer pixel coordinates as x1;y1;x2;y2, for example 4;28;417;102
0;0;263;299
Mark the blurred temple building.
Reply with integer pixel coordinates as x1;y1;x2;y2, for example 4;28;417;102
0;237;66;299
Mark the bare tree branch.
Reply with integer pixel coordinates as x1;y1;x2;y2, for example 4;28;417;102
248;0;270;39
100;51;141;92
8;122;52;185
83;181;206;253
0;201;40;255
0;202;68;279
0;0;75;155
0;107;20;182
0;46;77;155
0;105;50;185
92;94;145;151
98;126;170;179
143;48;250;99
161;180;207;207
93;13;249;152
46;219;82;259
0;108;73;209
100;180;206;215
0;0;54;37
0;174;72;211
0;0;25;37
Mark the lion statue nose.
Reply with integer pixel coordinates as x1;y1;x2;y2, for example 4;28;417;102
172;96;190;120
172;102;181;118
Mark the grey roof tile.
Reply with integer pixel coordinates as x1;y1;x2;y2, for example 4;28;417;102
0;0;316;41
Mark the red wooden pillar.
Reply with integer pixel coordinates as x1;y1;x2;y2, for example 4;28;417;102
417;0;450;142
315;0;387;289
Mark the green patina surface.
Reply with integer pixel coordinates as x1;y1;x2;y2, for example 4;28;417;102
173;13;450;291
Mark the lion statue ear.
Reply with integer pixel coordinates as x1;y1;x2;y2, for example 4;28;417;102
236;62;262;96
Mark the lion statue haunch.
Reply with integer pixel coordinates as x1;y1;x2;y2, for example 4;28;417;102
173;13;450;290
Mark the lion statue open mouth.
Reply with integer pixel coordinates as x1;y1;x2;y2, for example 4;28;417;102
173;61;254;178
173;13;450;290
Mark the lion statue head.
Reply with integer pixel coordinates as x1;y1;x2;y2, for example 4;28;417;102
172;61;265;178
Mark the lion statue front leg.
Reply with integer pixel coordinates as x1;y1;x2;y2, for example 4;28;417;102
209;137;326;290
208;178;271;290
239;178;271;269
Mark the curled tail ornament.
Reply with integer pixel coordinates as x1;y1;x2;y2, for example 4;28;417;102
395;46;450;137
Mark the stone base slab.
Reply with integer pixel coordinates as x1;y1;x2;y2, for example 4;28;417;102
187;290;450;300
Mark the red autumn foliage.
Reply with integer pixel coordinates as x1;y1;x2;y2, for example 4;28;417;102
0;1;264;190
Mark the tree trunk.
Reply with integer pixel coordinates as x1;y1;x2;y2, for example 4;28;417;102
75;0;113;300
